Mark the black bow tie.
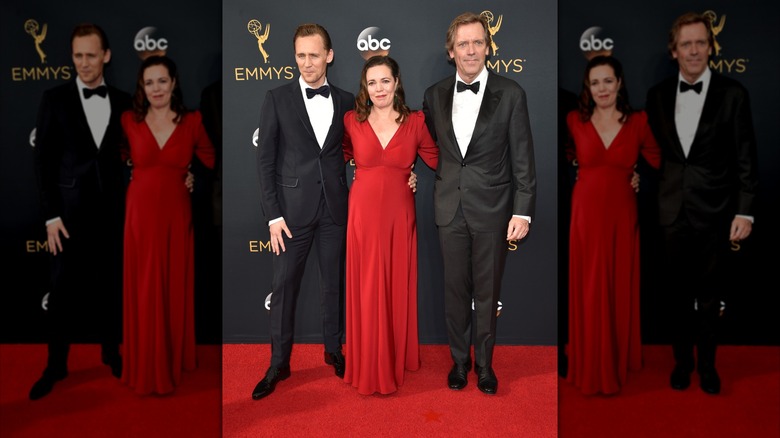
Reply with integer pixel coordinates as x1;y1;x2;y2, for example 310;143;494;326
306;85;330;99
679;81;703;94
83;85;107;99
456;81;480;94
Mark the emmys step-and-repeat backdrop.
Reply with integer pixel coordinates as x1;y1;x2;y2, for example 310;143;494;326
222;0;559;345
6;1;771;349
559;1;780;345
0;0;222;343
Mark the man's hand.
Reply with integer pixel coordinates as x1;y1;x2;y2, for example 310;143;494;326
506;217;529;241
408;167;417;193
730;216;752;242
269;220;293;256
185;171;195;193
46;220;69;255
631;171;640;193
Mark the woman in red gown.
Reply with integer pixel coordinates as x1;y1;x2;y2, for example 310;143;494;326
121;56;215;395
342;56;438;395
565;56;661;395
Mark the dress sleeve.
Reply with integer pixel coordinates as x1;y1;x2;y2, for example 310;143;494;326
119;111;132;164
342;111;354;163
414;111;438;169
192;111;216;169
565;110;579;164
638;111;661;170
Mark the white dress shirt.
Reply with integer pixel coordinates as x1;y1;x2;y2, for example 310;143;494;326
76;76;111;148
299;75;334;149
675;67;711;158
452;67;488;158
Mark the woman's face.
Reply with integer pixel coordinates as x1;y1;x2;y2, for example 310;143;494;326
588;64;620;110
143;64;175;110
365;64;398;110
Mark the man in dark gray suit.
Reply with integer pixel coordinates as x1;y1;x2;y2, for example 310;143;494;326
252;23;353;400
646;12;758;395
31;23;130;400
423;12;536;395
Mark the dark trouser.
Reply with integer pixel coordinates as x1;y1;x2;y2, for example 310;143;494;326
662;214;729;373
438;204;507;369
46;208;123;373
268;193;345;368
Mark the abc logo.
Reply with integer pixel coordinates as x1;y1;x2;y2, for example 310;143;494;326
579;26;614;59
356;27;391;60
133;27;168;59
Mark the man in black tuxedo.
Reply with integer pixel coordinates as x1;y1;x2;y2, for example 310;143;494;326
646;12;758;395
30;23;131;400
423;12;536;395
252;23;353;400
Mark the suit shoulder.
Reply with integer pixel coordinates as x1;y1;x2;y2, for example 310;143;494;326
330;83;354;99
488;71;521;88
108;85;131;98
647;76;677;95
426;76;453;93
42;81;75;100
268;81;296;96
711;72;749;94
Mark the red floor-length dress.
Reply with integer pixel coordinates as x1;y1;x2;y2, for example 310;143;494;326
120;110;215;395
566;110;661;395
342;111;438;395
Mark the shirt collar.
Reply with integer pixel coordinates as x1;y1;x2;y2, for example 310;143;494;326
456;65;488;88
76;76;107;92
678;67;711;90
299;75;329;93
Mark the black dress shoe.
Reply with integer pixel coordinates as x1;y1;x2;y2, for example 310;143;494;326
475;366;498;395
670;365;692;390
102;353;123;378
324;350;345;378
251;366;291;400
699;368;721;394
447;363;471;390
29;368;68;400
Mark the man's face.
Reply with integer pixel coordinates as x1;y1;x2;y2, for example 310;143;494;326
295;34;333;88
672;22;711;83
448;22;489;84
72;34;111;88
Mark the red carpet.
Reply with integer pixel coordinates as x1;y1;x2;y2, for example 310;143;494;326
0;344;220;438
223;344;558;437
559;345;780;438
5;343;775;436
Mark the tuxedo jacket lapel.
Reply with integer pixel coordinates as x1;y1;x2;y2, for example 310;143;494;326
689;75;724;157
321;90;341;152
436;80;461;158
468;81;500;156
289;83;319;149
659;79;686;160
66;82;98;150
100;87;125;151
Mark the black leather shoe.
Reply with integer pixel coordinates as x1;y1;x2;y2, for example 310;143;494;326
29;368;68;400
447;363;471;390
670;365;692;390
324;350;345;378
251;366;291;400
699;368;721;394
475;365;498;395
102;353;123;378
